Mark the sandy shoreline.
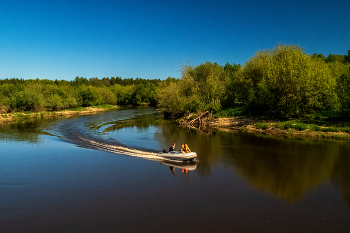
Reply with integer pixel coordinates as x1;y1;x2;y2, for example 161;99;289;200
0;106;117;124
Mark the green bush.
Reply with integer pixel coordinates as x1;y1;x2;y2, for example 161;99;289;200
335;67;350;116
45;95;64;110
283;121;294;130
292;122;308;131
309;124;321;131
255;122;269;129
321;127;340;132
214;107;245;118
79;87;96;107
10;90;43;111
240;126;248;132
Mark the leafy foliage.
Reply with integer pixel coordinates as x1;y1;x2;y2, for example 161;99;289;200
0;77;172;112
1;45;349;118
233;45;338;117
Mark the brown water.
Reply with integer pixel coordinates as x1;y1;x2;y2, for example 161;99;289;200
1;106;350;232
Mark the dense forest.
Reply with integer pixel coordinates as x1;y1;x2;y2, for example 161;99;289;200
1;45;349;118
158;45;350;118
0;76;177;113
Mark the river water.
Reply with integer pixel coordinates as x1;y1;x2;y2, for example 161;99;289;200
1;107;350;232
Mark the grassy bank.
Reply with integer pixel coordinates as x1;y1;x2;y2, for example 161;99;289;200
181;107;350;140
0;104;117;124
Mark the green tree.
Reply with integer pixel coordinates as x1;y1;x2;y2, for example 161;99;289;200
311;53;326;62
326;54;347;63
336;68;350;116
234;45;337;117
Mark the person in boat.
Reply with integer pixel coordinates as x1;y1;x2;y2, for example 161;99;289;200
169;143;176;152
181;144;191;153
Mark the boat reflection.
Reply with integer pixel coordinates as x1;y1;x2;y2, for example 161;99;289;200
159;160;197;176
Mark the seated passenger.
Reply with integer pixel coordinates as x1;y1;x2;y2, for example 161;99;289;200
181;144;191;153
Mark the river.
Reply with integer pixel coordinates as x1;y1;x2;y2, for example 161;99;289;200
1;106;350;232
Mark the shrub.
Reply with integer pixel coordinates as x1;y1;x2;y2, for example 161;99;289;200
310;124;321;131
240;126;248;132
10;90;43;111
45;95;64;111
283;121;294;130
214;107;245;118
255;122;269;129
321;127;340;132
292;122;307;131
78;87;96;107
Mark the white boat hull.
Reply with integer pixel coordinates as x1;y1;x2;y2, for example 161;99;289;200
158;151;197;162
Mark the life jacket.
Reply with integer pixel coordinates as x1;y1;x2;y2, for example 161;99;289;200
182;144;189;152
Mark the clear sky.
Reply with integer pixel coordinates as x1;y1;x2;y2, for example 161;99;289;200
0;0;349;81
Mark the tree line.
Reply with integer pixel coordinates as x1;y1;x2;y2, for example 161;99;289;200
0;76;177;113
1;45;349;118
157;45;350;118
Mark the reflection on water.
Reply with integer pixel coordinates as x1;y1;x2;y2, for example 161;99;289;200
227;136;339;203
332;148;350;208
1;106;350;232
0;118;54;143
159;160;197;176
2;107;350;204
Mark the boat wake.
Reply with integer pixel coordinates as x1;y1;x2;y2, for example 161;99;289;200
52;117;165;162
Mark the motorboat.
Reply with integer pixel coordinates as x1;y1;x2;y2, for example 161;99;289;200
157;150;197;162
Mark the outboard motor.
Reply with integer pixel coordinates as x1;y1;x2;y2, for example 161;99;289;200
163;149;168;153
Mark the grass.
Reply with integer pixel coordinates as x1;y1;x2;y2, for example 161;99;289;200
317;133;349;140
344;127;350;134
212;109;350;140
320;127;337;132
292;122;308;131
239;126;248;132
188;115;196;121
214;107;245;118
309;124;321;131
255;122;269;130
275;121;294;130
283;121;294;130
65;107;87;111
91;104;117;110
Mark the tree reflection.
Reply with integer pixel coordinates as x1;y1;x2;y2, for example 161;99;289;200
3;108;350;207
331;143;350;208
0;119;53;143
222;135;340;202
156;125;346;203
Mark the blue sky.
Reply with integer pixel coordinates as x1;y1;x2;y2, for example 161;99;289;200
0;0;349;81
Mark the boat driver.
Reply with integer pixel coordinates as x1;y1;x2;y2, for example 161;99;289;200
169;143;176;152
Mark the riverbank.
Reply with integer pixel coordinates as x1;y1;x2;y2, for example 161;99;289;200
0;105;118;124
210;116;350;140
174;111;350;140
